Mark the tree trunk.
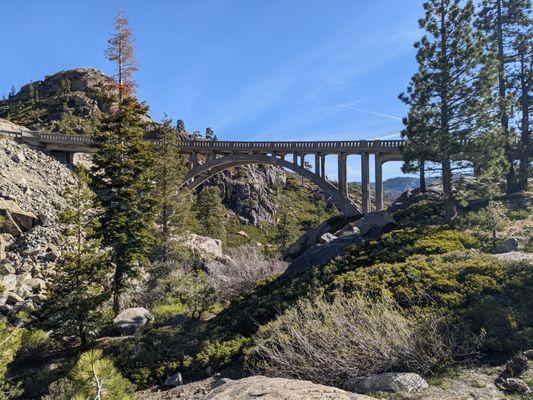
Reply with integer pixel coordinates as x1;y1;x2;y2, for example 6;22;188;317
518;42;530;191
419;159;426;193
496;0;517;193
113;269;126;315
442;159;456;224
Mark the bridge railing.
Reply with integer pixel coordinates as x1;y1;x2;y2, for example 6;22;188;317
2;129;406;152
175;139;405;151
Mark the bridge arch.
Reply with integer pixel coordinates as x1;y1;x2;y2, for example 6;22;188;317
180;153;362;217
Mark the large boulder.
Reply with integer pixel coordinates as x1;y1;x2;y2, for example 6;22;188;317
0;198;38;236
181;233;231;263
353;211;395;236
286;215;353;260
164;372;183;387
206;376;374;400
343;372;428;393
113;307;153;335
495;237;519;254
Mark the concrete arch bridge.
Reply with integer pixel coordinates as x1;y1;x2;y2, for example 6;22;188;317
0;129;404;217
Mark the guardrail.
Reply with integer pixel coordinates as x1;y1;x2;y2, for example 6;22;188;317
1;129;406;152
174;139;405;151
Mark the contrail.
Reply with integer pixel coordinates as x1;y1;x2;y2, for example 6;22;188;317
329;102;403;121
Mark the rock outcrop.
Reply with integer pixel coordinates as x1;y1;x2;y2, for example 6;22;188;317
210;164;286;226
206;376;373;400
0;69;116;135
0;136;74;315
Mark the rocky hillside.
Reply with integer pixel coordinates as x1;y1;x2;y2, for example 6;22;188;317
0;69;295;226
0;134;74;316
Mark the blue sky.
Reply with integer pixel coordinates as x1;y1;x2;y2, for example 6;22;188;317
1;0;426;181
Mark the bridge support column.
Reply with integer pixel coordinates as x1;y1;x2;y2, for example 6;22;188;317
188;152;198;169
314;153;320;175
375;154;383;211
292;153;298;165
361;153;370;213
338;153;348;196
321;155;326;179
300;154;306;168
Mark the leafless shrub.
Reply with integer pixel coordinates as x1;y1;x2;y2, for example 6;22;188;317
207;245;287;302
247;294;455;386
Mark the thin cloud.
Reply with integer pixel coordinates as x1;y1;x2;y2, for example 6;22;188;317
329;102;402;121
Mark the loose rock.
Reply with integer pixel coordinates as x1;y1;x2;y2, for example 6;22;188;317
343;372;428;393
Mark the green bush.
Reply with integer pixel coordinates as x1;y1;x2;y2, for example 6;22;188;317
331;252;532;355
0;319;23;399
392;198;445;227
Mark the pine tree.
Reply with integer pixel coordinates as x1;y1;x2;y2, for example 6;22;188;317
63;349;135;400
91;98;156;315
176;119;186;132
44;166;109;346
8;85;15;99
401;0;503;222
105;9;138;101
195;186;227;242
475;0;531;192
92;11;156;314
274;212;297;252
153;117;191;261
205;127;215;141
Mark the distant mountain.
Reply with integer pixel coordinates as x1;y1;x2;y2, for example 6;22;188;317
383;177;421;200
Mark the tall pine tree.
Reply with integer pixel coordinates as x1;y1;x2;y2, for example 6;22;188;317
476;0;531;192
92;10;156;314
401;0;504;222
195;186;227;242
44;166;109;346
153;117;192;261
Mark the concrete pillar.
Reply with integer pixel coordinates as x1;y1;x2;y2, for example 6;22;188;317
208;152;215;162
361;153;370;213
321;155;326;179
338;153;348;196
188;152;198;169
375;154;383;211
67;152;75;164
300;154;306;168
292;153;298;165
314;153;320;175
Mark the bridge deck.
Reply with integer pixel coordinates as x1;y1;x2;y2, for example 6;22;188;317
1;129;404;155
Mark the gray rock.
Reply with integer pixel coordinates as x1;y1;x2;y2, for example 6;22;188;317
113;307;153;335
354;211;395;236
5;292;24;305
286;215;351;260
22;278;46;292
2;274;17;292
164;372;183;387
206;376;373;399
337;222;361;237
11;153;25;164
0;198;38;235
319;232;337;244
496;378;531;394
495;237;519;254
213;377;234;389
0;263;15;275
343;372;428;393
524;350;533;360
